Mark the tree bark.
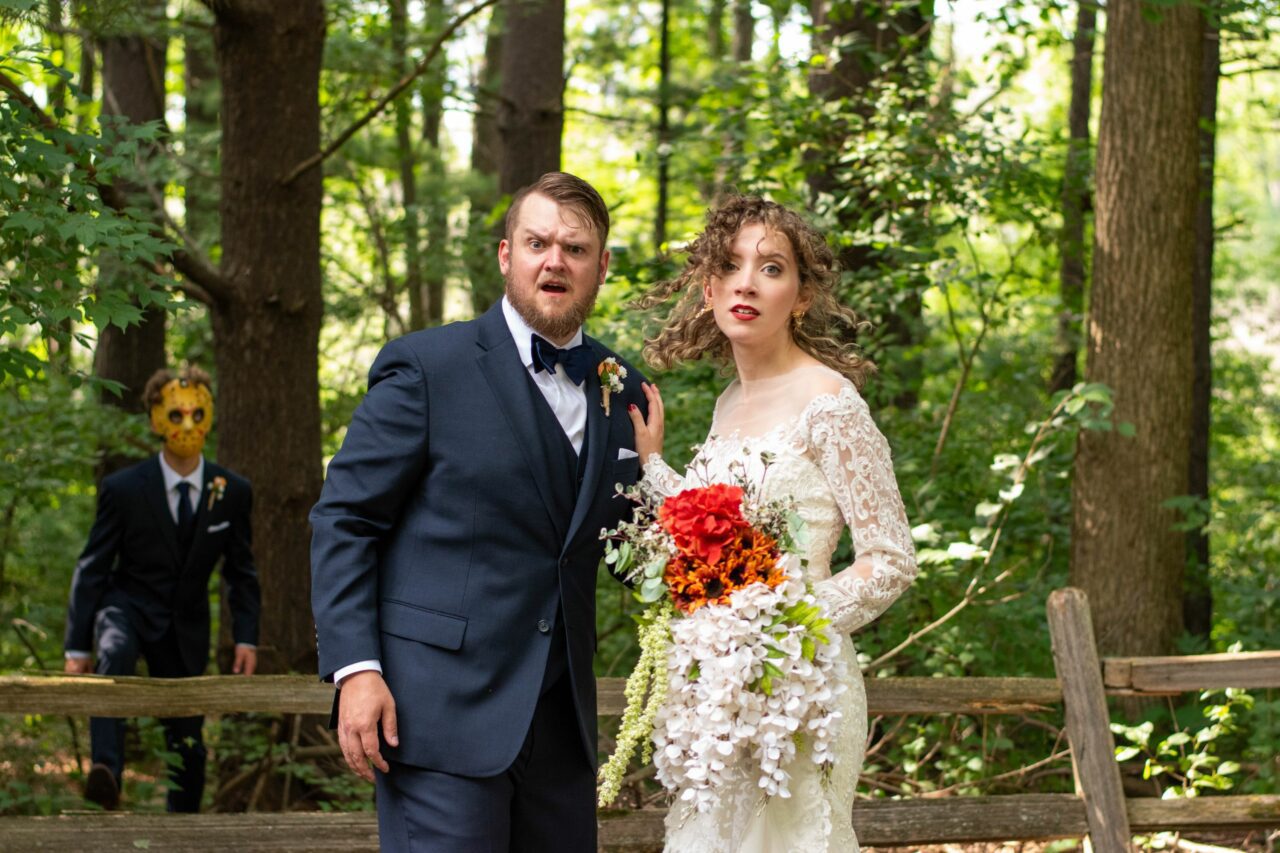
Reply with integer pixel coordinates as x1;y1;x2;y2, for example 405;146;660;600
212;0;325;675
421;0;449;326
654;0;671;249
1050;0;1096;395
1185;12;1219;643
93;0;168;479
391;0;425;330
1070;0;1201;658
467;6;504;314
496;0;563;194
183;7;220;253
807;0;929;410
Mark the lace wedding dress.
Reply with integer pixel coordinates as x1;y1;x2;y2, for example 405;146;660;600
642;364;918;853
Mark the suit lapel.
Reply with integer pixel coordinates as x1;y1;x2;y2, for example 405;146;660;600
141;456;183;566
475;305;566;538
564;339;610;549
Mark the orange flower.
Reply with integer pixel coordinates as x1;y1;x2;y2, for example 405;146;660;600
659;484;747;566
665;526;784;614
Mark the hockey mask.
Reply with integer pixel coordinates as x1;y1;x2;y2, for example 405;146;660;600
150;379;214;458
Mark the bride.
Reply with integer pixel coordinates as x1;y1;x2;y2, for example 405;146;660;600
626;195;919;852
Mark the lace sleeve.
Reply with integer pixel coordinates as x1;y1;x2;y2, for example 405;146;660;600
805;388;918;635
640;453;683;498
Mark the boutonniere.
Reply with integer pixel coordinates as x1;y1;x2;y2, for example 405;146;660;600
598;358;627;416
206;476;227;511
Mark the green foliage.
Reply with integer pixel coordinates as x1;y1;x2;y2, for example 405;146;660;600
0;48;175;384
1112;687;1260;798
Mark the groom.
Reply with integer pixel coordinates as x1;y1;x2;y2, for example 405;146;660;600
310;172;647;851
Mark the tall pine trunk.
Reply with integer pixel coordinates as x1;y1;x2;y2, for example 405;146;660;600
421;0;449;326
94;0;168;479
212;0;325;674
1185;13;1219;643
467;8;504;314
1070;0;1200;658
391;0;425;330
496;0;563;193
1050;0;1096;394
807;0;929;409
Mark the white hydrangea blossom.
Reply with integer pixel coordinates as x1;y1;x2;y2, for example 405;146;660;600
652;557;848;813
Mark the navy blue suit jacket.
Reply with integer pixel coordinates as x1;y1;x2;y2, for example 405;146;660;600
64;456;261;676
309;304;646;777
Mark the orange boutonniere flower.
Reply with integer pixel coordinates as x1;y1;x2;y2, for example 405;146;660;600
207;476;227;511
598;357;627;416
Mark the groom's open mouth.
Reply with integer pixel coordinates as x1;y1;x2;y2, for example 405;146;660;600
730;304;760;320
539;281;569;295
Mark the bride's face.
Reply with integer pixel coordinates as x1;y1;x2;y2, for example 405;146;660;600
703;222;809;352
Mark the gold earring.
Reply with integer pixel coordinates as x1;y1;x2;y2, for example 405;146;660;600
791;309;805;326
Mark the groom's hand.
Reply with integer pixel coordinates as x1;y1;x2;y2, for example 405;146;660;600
338;670;398;781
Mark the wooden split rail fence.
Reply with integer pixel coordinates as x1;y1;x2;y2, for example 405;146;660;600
0;588;1276;851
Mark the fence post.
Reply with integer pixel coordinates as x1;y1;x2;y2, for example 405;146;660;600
1046;587;1132;852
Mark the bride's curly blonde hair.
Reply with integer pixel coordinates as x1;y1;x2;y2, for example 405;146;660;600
637;195;874;388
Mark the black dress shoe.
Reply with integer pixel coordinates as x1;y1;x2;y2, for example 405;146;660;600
84;763;119;811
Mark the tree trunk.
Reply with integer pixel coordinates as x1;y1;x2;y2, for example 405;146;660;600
212;0;325;675
1185;13;1219;643
77;29;95;129
422;0;449;326
183;7;220;253
807;0;929;410
467;6;504;314
94;0;168;479
707;0;725;58
654;0;670;250
706;0;752;202
1070;0;1200;658
391;0;424;331
496;0;563;194
1050;0;1096;395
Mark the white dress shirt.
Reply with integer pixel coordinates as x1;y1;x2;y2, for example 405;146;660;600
159;452;204;523
501;296;588;454
332;299;588;686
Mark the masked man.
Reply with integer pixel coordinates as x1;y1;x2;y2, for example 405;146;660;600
64;366;261;812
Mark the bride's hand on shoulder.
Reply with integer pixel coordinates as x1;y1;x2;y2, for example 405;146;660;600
628;382;664;462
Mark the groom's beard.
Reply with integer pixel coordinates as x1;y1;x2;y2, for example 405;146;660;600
504;276;600;342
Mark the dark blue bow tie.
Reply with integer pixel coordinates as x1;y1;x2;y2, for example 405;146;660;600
531;334;594;385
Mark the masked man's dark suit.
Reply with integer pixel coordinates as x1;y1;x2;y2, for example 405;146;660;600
310;302;645;851
64;456;260;812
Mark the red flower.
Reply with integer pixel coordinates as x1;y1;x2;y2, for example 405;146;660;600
659;484;748;566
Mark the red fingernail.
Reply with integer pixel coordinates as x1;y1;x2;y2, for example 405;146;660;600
629;404;637;412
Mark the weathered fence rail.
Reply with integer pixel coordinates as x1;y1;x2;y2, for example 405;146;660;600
0;588;1276;852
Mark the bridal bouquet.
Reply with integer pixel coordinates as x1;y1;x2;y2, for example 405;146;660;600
597;455;847;813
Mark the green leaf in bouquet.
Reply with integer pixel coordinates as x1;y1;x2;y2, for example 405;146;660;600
801;636;816;661
638;577;666;602
764;644;787;659
643;557;666;579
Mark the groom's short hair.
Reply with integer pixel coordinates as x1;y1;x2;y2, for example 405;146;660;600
504;172;610;249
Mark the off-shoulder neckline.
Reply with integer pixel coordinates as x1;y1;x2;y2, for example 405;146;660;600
707;380;862;447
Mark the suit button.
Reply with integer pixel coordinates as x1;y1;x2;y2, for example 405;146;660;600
537;620;551;633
